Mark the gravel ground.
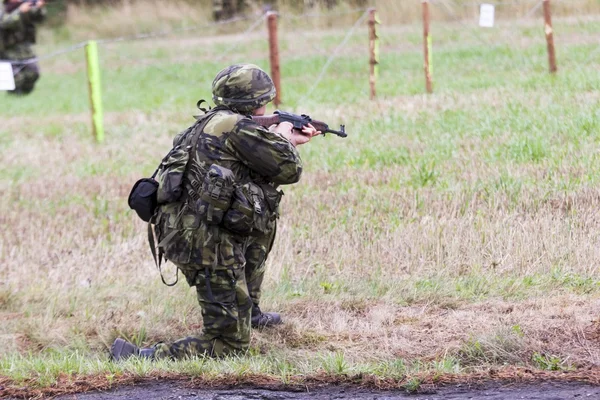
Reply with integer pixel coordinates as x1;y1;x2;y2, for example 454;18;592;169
53;381;600;400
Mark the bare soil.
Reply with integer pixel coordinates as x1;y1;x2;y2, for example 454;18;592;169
50;381;600;400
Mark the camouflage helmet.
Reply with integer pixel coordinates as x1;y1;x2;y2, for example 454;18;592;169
212;64;276;114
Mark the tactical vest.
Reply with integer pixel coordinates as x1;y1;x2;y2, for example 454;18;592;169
149;107;283;285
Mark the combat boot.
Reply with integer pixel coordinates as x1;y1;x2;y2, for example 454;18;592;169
110;338;156;361
251;304;282;328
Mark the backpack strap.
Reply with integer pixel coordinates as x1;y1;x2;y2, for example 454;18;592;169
148;223;179;286
148;109;220;287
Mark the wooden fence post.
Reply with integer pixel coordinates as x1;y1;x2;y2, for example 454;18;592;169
267;11;282;107
368;8;379;100
422;0;433;93
543;0;557;73
85;40;105;143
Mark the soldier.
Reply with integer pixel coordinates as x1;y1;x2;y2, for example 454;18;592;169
0;0;45;95
212;0;249;21
112;64;320;360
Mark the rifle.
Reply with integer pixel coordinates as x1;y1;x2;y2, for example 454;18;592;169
251;110;347;138
5;0;40;13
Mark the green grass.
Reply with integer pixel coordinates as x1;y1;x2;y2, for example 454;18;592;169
1;13;600;394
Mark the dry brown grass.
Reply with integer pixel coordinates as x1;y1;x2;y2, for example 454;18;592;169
1;5;600;391
2;89;600;369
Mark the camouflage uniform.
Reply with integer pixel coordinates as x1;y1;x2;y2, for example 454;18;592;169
148;64;301;359
0;1;45;94
245;224;276;311
212;0;249;21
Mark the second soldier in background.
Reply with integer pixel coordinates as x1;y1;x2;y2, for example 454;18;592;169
0;0;46;95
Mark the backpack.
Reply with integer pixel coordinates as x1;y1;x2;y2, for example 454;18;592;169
127;104;217;223
128;105;218;286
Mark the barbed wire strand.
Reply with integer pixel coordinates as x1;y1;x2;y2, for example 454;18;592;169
280;7;369;20
0;8;366;66
96;15;251;45
524;0;544;17
1;3;597;91
432;0;539;6
267;7;370;58
0;14;251;66
430;0;546;81
213;13;268;63
433;1;544;49
298;10;369;104
279;27;331;57
0;41;87;65
98;13;267;85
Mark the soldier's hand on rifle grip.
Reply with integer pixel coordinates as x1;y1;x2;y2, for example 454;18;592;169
269;122;318;147
288;123;319;146
300;123;321;138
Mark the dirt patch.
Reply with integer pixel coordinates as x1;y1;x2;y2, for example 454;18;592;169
48;381;600;400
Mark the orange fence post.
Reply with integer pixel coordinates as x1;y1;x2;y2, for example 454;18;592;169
368;8;379;100
267;11;282;106
422;0;433;93
543;0;557;73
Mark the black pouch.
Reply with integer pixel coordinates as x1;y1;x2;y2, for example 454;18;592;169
128;175;159;222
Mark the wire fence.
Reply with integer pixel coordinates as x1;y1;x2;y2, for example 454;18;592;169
1;1;598;140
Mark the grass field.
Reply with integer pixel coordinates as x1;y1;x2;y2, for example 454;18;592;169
1;6;600;397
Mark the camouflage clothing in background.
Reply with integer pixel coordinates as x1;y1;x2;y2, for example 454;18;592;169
212;0;249;21
0;3;45;94
152;106;302;359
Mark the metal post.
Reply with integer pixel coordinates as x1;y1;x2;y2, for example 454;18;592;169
85;40;105;143
267;11;282;107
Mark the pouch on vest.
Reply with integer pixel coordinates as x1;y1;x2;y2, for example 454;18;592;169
197;164;236;225
154;109;217;205
251;183;283;234
222;185;255;235
223;182;283;235
156;144;190;204
260;183;284;217
128;175;159;222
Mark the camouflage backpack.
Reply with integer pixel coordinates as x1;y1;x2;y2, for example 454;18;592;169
128;104;217;224
129;105;220;285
